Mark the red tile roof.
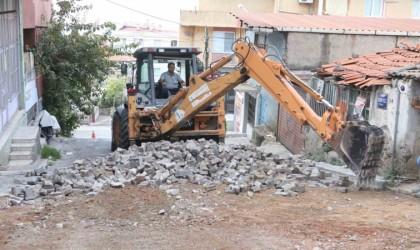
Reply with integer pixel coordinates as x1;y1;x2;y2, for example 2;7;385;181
230;12;420;35
318;41;420;89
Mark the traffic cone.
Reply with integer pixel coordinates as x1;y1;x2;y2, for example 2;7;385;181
91;130;96;139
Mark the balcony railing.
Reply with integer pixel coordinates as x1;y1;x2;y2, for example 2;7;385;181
24;67;36;82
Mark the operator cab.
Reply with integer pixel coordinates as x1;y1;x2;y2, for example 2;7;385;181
133;47;202;108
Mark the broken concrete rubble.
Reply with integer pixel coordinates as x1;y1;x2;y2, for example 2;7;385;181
7;139;386;207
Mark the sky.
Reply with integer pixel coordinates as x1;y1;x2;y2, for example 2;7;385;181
79;0;198;30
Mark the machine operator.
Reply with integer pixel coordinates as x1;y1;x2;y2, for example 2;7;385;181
158;62;186;98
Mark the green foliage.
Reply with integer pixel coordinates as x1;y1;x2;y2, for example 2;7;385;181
309;154;325;162
100;77;127;108
329;157;342;166
41;146;61;161
383;164;403;183
36;0;118;137
322;143;333;153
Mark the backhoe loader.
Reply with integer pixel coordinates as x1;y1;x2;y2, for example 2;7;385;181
112;38;384;187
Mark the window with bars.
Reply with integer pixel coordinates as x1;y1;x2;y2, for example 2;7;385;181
247;94;256;127
255;33;267;49
310;78;371;121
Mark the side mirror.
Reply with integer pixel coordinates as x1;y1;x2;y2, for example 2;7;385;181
121;63;128;75
126;83;134;89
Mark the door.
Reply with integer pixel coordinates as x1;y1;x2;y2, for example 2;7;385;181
276;87;306;154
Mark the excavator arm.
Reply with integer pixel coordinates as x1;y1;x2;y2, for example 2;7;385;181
127;39;384;187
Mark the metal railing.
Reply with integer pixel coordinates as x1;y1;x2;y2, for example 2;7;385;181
309;77;371;121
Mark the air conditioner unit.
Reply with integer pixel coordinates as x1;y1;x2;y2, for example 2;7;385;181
298;0;313;3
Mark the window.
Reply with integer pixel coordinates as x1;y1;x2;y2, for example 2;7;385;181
364;0;384;17
414;0;420;18
247;94;256;127
255;33;267;49
212;31;235;53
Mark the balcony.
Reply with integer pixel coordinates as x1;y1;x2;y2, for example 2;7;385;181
22;0;51;29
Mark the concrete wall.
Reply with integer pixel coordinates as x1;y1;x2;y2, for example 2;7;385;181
369;80;420;177
285;33;420;70
0;111;27;167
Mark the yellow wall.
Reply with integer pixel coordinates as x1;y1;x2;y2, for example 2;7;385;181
179;0;418;57
199;0;275;12
274;0;415;18
383;0;413;18
347;0;364;16
275;0;314;14
344;0;413;18
180;10;238;27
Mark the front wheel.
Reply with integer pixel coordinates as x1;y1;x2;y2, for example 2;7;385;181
111;108;130;151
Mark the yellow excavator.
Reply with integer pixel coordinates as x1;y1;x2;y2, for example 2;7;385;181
112;38;384;187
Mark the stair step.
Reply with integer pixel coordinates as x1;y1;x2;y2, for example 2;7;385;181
11;126;40;144
11;138;37;144
7;160;34;167
9;151;34;161
10;143;36;152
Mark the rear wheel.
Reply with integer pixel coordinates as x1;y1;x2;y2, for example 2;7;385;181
111;108;130;151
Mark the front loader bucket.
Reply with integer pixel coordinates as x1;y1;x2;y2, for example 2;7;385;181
329;121;384;188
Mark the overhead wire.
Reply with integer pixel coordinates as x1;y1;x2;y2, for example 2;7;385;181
104;0;180;24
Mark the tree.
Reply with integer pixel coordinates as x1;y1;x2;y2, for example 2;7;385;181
36;0;117;137
100;77;127;108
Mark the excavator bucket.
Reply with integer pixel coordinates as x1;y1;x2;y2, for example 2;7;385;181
329;121;384;188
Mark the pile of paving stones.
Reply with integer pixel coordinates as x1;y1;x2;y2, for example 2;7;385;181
7;139;348;206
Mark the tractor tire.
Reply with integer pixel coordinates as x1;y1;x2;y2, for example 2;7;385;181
111;108;130;151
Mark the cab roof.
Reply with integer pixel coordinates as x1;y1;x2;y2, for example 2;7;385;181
133;47;201;58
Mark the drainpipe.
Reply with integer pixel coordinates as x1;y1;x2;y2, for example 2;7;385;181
317;0;324;15
18;0;25;112
392;87;401;167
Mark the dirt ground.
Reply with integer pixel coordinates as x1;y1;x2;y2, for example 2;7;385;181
0;183;419;250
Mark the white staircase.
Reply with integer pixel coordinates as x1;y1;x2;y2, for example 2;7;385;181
8;127;41;167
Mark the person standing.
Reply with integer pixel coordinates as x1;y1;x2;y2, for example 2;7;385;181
158;62;185;98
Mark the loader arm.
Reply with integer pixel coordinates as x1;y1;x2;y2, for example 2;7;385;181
159;41;344;142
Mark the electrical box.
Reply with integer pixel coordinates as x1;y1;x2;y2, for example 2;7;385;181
298;0;313;3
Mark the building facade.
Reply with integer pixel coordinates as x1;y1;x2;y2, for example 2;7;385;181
316;42;420;176
0;0;51;167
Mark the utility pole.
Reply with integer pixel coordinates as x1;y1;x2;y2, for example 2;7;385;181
204;26;209;69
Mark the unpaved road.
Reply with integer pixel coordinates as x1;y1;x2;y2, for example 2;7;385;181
1;183;420;249
1;137;419;249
